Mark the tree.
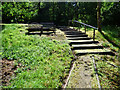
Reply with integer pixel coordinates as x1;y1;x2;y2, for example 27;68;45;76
97;2;101;32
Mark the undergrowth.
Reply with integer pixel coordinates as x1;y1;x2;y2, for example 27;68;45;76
1;24;73;88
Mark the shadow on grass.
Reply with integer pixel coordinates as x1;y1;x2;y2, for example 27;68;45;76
100;31;120;49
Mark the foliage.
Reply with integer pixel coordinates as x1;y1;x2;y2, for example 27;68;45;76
101;2;120;26
2;2;38;23
2;2;119;26
1;24;73;88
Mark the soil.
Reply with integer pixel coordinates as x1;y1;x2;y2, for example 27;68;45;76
0;59;17;86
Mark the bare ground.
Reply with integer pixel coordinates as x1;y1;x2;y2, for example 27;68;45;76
0;59;17;86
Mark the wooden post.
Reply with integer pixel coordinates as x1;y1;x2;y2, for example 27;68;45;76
53;25;56;35
93;29;95;41
77;25;79;31
68;21;70;27
53;2;55;23
79;24;80;31
85;26;86;34
72;21;74;29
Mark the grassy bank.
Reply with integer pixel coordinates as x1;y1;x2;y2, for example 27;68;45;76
102;26;120;47
1;24;73;88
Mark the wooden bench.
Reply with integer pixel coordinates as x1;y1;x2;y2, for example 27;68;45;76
27;22;43;32
40;22;56;34
27;22;56;35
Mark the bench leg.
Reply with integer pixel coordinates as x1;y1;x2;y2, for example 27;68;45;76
40;27;43;36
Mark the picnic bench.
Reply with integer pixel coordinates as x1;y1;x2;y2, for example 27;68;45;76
40;22;56;34
27;22;56;35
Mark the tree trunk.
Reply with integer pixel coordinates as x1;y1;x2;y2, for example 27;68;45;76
97;2;101;32
53;2;55;23
38;2;40;15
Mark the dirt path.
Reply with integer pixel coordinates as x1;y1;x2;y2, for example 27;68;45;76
67;55;94;88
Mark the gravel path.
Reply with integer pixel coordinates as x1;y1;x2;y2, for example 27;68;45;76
67;55;94;88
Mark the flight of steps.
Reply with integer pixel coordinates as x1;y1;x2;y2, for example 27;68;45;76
60;27;113;55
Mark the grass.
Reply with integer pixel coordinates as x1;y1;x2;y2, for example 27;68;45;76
1;24;74;88
93;55;120;88
102;26;120;47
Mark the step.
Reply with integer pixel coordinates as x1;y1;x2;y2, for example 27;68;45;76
27;28;41;32
43;29;55;31
27;32;54;35
42;32;54;35
71;44;103;50
65;32;85;35
66;34;88;37
60;29;74;31
64;31;82;33
27;28;55;32
69;40;99;45
26;32;40;35
67;37;91;40
74;49;113;55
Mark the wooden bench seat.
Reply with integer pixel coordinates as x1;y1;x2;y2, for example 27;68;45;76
27;22;56;35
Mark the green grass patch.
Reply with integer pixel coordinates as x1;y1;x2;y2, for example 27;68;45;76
1;24;73;88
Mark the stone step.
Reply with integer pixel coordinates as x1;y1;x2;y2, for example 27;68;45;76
67;37;91;40
69;40;99;45
66;34;88;37
71;44;103;50
74;49;113;55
